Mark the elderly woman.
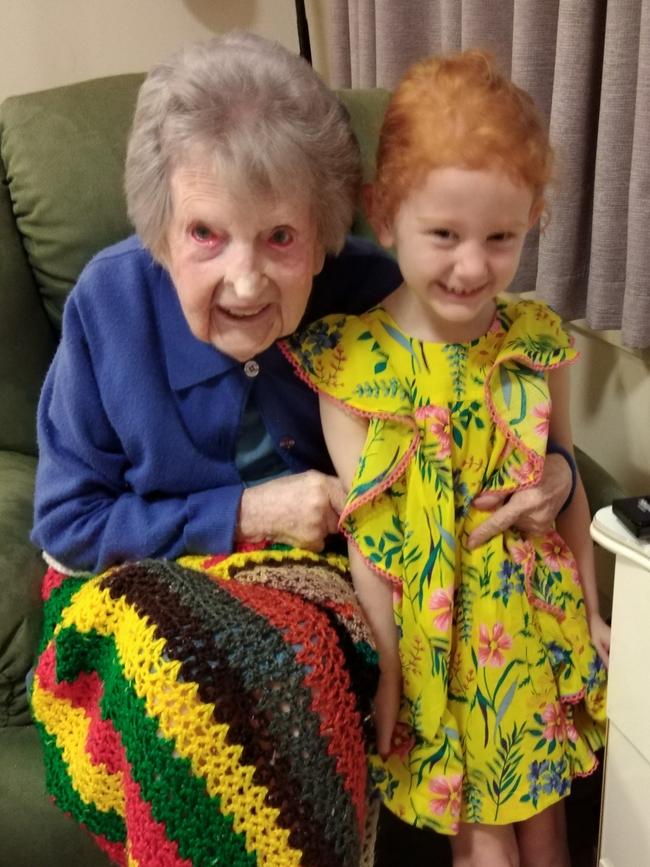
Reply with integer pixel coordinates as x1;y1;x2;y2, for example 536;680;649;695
30;32;572;867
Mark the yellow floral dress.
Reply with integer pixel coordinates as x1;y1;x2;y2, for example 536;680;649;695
280;298;607;834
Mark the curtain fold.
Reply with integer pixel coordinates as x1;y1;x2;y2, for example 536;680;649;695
326;0;650;348
621;0;650;346
538;2;607;315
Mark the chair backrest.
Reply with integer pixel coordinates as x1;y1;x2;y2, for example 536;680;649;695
0;73;390;456
0;74;144;455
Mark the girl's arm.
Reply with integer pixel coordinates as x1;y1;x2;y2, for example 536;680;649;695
319;394;401;756
548;367;611;666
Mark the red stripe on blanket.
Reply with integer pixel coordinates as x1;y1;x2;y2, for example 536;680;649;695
123;765;194;867
38;642;192;867
36;642;102;706
84;708;192;867
89;831;127;866
223;581;367;830
41;566;69;601
328;600;366;622
36;642;123;775
85;710;124;776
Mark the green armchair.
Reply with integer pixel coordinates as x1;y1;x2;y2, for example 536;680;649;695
0;74;623;867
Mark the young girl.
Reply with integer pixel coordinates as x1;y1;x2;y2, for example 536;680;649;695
281;51;609;866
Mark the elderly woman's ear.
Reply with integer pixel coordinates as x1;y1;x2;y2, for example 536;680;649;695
149;236;170;269
313;240;327;276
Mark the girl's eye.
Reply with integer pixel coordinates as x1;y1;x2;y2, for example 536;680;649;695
429;228;454;241
488;232;514;243
268;227;294;247
190;224;218;244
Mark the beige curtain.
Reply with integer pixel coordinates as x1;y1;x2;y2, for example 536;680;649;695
327;0;650;349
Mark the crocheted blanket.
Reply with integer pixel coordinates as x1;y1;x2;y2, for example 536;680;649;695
31;549;379;867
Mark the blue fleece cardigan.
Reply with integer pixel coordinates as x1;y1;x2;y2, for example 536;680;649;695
31;235;402;572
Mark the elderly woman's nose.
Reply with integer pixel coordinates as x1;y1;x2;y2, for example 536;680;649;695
230;270;264;298
225;246;264;296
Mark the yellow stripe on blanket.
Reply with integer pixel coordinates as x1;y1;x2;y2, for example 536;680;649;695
31;663;125;816
178;547;349;581
57;579;304;867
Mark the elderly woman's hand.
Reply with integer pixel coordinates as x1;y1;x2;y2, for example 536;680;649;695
466;452;572;549
238;470;347;551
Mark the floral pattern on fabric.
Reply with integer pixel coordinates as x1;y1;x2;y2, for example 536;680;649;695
281;298;607;834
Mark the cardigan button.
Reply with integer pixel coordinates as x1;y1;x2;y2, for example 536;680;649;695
279;436;295;450
243;359;260;378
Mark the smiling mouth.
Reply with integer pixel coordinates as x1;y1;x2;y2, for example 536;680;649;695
218;304;269;320
438;282;488;297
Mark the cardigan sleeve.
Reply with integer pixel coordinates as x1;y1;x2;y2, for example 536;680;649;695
31;283;244;573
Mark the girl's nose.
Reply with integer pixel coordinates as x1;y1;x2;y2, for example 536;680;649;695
454;242;488;287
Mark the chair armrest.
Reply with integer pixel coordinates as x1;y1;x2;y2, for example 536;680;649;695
0;451;44;727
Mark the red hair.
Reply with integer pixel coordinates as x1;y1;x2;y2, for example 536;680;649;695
371;50;553;229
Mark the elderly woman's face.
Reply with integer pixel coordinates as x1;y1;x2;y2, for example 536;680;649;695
164;164;325;361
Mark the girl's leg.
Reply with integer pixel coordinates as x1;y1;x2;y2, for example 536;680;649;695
515;801;571;867
450;822;519;867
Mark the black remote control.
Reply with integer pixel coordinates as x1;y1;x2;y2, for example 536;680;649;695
612;495;650;540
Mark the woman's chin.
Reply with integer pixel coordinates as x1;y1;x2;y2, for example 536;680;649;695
209;307;280;360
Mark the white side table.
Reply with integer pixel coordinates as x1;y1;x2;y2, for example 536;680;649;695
590;506;650;867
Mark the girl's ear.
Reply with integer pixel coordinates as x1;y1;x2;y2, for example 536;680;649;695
528;200;544;230
376;221;395;249
363;183;394;248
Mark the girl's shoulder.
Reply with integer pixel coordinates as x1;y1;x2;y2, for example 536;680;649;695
494;297;576;367
497;296;566;333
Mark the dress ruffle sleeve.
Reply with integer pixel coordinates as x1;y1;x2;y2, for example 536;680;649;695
281;311;427;588
482;300;578;494
280;312;414;417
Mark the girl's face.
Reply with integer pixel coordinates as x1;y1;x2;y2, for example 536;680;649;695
378;166;537;343
164;163;325;361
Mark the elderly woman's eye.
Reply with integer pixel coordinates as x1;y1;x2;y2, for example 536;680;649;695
190;224;216;244
268;227;294;247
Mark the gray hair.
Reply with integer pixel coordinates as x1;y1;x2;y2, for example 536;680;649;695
125;31;361;258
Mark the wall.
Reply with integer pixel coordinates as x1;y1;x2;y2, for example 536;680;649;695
0;0;330;103
568;325;650;497
566;325;650;615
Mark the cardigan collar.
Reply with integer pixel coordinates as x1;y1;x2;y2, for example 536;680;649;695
156;267;240;390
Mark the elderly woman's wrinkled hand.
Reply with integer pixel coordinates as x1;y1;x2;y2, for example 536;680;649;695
466;452;572;549
238;470;347;552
